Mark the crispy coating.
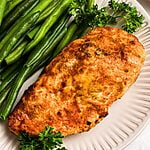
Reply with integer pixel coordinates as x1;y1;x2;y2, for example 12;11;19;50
8;27;145;136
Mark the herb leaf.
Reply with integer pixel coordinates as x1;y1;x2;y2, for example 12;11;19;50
18;126;67;150
69;0;144;33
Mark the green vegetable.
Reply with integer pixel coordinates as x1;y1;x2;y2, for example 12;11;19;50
69;0;112;26
0;12;40;64
0;0;52;51
69;0;144;33
53;21;78;58
0;0;53;51
0;66;6;74
37;0;62;24
1;0;38;32
26;15;69;67
0;30;6;41
0;59;23;80
32;25;67;69
9;34;26;53
69;0;88;25
25;0;72;53
0;0;6;25
0;68;19;93
4;0;23;17
25;0;53;17
0;66;31;120
18;126;66;150
27;25;41;39
36;26;67;66
5;40;28;65
19;0;39;19
108;0;144;33
30;24;67;70
0;84;11;106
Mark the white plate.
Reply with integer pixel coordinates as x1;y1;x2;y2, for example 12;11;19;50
138;0;150;14
1;0;150;150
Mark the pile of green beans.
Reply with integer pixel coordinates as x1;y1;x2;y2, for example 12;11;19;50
0;0;93;120
1;0;38;32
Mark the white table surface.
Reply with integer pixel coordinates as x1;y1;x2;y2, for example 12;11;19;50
124;1;150;150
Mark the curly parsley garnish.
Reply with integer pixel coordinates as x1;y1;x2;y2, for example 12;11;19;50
69;0;144;33
18;126;67;150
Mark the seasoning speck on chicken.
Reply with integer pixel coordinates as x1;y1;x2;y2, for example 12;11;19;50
8;27;145;136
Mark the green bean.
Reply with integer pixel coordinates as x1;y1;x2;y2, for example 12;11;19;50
0;12;40;64
10;35;26;54
30;26;68;71
0;0;52;51
0;31;6;41
20;0;39;18
0;85;11;106
27;25;40;39
25;0;72;53
25;0;53;18
37;27;67;66
0;26;67;120
0;60;23;80
0;66;6;74
4;0;23;17
26;15;69;67
37;0;62;23
25;33;52;67
27;0;62;39
53;22;78;58
5;41;28;65
1;0;38;32
0;68;19;93
0;0;6;25
0;66;31;120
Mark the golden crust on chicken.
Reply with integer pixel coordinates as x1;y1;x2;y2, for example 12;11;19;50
8;27;145;136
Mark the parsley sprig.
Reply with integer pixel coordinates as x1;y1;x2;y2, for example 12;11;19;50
69;0;144;33
18;126;67;150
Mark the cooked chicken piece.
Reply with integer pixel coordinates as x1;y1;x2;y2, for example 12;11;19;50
8;27;145;136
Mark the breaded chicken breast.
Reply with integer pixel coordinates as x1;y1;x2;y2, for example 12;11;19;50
8;27;145;136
